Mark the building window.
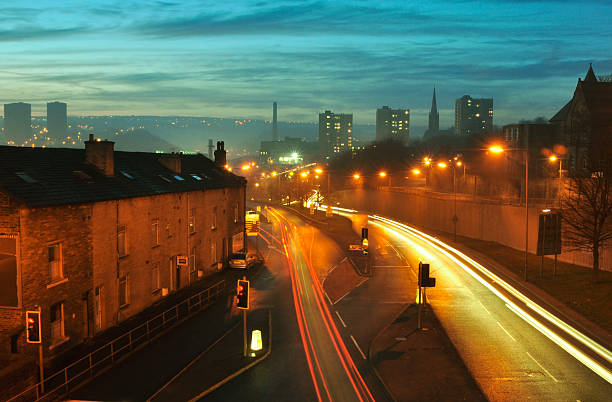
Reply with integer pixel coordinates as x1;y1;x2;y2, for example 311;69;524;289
211;206;217;230
119;276;129;307
190;248;196;273
166;222;172;238
151;220;159;247
152;264;160;292
48;243;63;282
118;225;128;257
50;302;65;343
189;209;196;233
234;203;239;223
211;241;217;266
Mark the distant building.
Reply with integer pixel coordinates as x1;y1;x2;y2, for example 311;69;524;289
375;106;410;142
259;136;318;166
318;110;353;159
0;138;245;367
3;102;31;145
454;95;493;136
550;64;612;174
47;101;67;138
424;88;440;139
502;123;556;179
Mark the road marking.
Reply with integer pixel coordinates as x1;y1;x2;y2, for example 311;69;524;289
355;277;369;289
478;300;492;316
324;291;332;305
334;288;353;305
372;265;409;268
350;335;367;360
526;352;559;383
335;311;347;328
496;321;516;342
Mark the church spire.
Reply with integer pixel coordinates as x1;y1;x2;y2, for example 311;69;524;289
584;63;597;83
428;87;439;133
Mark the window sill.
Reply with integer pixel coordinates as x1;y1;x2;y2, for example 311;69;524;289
119;303;130;310
189;231;196;236
152;244;160;249
49;336;70;351
118;254;129;259
46;277;68;289
152;288;161;295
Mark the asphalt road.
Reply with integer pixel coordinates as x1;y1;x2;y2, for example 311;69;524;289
341;210;612;401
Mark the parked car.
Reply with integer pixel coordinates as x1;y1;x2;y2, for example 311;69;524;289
229;253;248;269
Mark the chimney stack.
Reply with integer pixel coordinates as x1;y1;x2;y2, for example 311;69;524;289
214;141;227;167
272;102;278;141
85;134;114;176
159;153;182;174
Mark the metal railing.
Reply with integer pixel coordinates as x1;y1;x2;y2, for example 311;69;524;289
6;280;226;402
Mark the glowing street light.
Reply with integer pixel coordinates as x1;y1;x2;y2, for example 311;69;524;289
241;164;251;171
379;171;387;178
300;172;308;178
271;171;278;177
549;155;557;162
255;183;260;188
353;173;360;180
412;168;421;175
437;162;447;168
488;145;504;154
314;168;323;174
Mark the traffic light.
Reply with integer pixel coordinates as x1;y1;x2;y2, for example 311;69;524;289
26;311;41;343
236;279;250;310
361;228;368;239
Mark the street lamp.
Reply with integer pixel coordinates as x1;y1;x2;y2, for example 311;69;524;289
353;173;360;180
489;144;529;281
378;171;390;187
549;155;564;208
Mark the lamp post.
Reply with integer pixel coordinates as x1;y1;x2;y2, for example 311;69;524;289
549;155;564;208
490;145;529;281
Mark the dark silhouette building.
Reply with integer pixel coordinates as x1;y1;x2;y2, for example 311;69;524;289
550;64;612;174
3;102;31;145
376;106;410;143
454;95;493;136
424;88;440;139
47;101;67;138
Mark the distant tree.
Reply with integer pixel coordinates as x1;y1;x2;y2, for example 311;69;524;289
561;171;612;282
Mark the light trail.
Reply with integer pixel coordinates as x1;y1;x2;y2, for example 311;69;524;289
363;212;612;385
269;207;375;401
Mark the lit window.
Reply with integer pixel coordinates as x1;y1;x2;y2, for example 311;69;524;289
191;174;202;181
50;302;65;343
48;244;63;282
174;175;184;181
120;171;134;179
118;225;128;257
119;276;129;307
190;247;196;274
211;206;217;230
151;220;159;247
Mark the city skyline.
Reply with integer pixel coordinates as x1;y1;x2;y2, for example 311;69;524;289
0;1;611;128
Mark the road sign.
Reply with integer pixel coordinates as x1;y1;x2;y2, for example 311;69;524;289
176;256;188;266
362;238;369;249
537;212;562;256
349;244;362;251
418;262;436;287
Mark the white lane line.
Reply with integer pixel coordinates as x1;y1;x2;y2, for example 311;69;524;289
350;335;367;360
334;288;353;305
526;352;559;383
355;277;369;289
324;291;332;305
335;311;347;328
478;300;492;316
496;321;517;342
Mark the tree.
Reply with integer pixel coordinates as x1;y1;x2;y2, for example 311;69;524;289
561;171;612;281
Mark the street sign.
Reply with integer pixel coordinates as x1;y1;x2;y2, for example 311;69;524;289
246;211;260;237
537;212;562;256
362;238;369;249
176;256;188;266
349;244;362;251
418;262;436;287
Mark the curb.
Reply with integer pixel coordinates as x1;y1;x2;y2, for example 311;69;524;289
186;308;273;401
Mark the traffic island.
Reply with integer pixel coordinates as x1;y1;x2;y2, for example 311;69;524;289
147;308;271;402
370;303;486;402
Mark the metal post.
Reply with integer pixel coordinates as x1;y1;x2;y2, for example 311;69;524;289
453;167;457;242
553;254;558;278
39;343;44;394
243;275;247;357
558;159;563;208
417;263;422;330
524;149;529;282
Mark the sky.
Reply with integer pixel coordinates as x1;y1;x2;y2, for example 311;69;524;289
1;0;612;130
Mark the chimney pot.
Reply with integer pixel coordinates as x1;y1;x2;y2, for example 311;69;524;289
85;136;114;176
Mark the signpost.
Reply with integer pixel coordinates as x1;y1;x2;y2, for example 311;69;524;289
246;211;260;237
417;262;436;330
236;278;250;357
537;211;562;278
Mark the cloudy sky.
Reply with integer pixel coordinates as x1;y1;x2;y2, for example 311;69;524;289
1;0;611;130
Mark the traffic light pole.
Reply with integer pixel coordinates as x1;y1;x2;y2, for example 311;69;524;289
243;275;247;358
37;307;44;394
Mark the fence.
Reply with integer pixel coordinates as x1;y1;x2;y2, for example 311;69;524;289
6;280;226;402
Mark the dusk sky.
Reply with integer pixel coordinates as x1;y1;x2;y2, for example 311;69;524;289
1;0;611;130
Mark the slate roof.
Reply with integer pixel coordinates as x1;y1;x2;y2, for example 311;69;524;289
0;146;245;208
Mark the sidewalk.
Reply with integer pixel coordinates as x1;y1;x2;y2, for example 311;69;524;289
369;303;486;401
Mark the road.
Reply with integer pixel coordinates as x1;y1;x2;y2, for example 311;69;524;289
335;208;612;401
